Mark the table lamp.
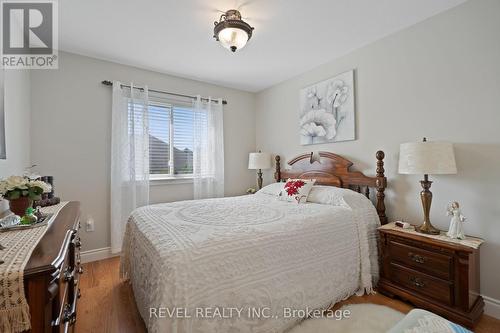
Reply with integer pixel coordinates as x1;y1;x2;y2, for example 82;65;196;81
248;151;271;189
398;138;457;234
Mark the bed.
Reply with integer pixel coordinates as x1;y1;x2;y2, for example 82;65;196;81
121;151;388;333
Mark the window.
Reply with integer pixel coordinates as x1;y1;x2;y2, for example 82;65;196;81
128;97;210;180
147;101;206;179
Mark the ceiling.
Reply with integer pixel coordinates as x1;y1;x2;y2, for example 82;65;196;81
60;0;466;92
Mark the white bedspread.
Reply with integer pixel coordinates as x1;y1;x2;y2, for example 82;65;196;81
121;192;380;333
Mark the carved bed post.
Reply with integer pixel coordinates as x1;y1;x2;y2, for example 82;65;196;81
274;155;281;182
375;151;388;225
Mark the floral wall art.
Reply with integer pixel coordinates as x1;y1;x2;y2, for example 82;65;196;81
299;70;355;145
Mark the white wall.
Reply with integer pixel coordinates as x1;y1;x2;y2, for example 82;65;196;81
0;70;31;213
30;51;256;252
256;0;500;304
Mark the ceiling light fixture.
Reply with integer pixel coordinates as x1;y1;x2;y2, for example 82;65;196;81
213;9;254;52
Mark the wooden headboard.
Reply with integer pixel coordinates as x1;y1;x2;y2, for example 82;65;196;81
274;151;388;224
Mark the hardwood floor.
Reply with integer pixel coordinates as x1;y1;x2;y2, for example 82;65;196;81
76;257;500;333
76;257;146;333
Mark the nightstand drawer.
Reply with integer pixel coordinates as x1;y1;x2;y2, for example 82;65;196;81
390;263;453;305
389;239;452;279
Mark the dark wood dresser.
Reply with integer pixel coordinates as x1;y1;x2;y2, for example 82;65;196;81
24;201;82;333
378;226;484;328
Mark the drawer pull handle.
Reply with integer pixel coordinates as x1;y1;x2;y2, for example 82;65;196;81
409;276;426;288
62;304;76;324
63;267;73;282
78;266;84;275
408;252;426;264
62;304;71;322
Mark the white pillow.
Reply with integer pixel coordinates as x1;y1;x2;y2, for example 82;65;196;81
278;179;316;204
307;185;369;208
257;182;285;196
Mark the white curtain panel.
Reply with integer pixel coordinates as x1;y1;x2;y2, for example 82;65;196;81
110;82;150;253
192;96;224;199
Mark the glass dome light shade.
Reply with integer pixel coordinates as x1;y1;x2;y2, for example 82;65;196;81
217;27;249;52
213;9;254;53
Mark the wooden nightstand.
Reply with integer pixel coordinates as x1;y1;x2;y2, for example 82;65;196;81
378;223;484;328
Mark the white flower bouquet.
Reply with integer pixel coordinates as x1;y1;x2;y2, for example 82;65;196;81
0;175;52;201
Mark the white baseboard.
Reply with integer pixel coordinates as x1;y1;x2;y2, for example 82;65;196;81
483;295;500;319
80;247;119;264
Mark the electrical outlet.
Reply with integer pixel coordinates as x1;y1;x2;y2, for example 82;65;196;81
86;216;95;232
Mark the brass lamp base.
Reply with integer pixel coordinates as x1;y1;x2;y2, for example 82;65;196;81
256;169;263;189
416;174;441;235
416;221;440;234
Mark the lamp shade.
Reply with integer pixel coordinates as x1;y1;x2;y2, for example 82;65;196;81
213;9;254;52
398;141;457;175
248;152;271;170
217;27;249;51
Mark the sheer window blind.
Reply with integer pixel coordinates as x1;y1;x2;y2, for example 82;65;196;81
172;107;195;175
130;100;206;178
149;104;171;175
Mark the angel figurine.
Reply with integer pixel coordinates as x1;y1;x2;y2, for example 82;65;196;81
446;202;466;239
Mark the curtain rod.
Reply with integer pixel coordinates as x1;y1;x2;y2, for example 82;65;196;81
101;80;227;105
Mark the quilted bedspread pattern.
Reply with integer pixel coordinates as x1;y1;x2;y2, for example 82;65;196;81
121;192;380;333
